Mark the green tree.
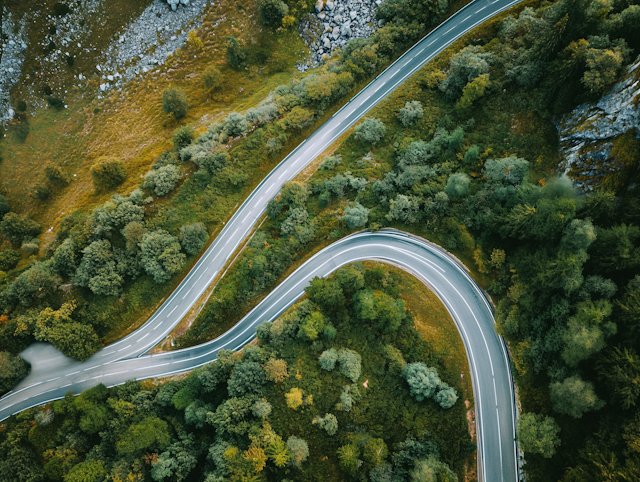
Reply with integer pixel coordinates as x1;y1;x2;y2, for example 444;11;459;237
263;358;289;383
74;239;124;296
440;45;493;100
314;413;338;436
582;46;625;95
286;436;309;468
0;194;9;220
386;194;421;224
338;349;362;382
227;361;267;397
252;399;272;418
364;438;388;466
172;125;194;149
455;73;490;111
484;157;529;185
203;65;223;89
279;106;314;131
226;36;247;69
402;362;442;402
561;219;597;253
34;302;101;360
518;413;561;458
550;375;605;418
180;223;208;255
562;300;614;366
444;173;471;198
259;0;289;28
90;156;127;189
306;277;346;313
354;117;386;144
4;260;61;306
343;202;370;229
353;289;406;332
139;230;186;283
0;212;42;245
319;348;339;371
596;347;640;409
0;249;21;271
409;456;457;482
116;417;171;455
143;165;180;196
435;386;459;409
337;443;361;475
64;460;105;482
223;112;248;137
464;145;480;165
0;352;30;393
151;434;198;482
398;100;424;126
286;387;304;409
162;87;189;118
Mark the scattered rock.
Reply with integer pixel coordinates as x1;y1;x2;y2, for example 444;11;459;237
296;0;382;72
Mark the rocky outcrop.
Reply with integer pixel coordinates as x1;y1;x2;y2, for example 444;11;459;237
297;0;383;72
557;55;640;190
99;0;210;95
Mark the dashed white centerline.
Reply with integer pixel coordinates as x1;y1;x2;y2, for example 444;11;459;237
428;38;437;46
445;25;456;35
182;289;191;300
66;371;80;377
101;350;116;357
463;14;471;21
169;306;178;316
139;333;149;341
46;377;60;382
61;383;72;388
476;4;487;11
117;344;132;352
84;366;98;371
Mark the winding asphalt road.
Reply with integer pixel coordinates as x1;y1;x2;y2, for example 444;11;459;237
0;0;524;479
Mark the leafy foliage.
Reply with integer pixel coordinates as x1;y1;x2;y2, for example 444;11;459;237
162;87;189;118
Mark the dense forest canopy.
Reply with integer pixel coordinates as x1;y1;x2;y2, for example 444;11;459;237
0;0;639;479
0;266;471;482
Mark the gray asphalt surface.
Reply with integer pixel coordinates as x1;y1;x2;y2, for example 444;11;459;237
0;1;524;479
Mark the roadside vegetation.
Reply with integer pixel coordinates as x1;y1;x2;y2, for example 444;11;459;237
0;0;461;377
169;0;640;479
0;0;639;479
0;265;473;482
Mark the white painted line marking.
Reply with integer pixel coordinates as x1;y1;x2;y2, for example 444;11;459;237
463;14;471;21
117;344;131;352
101;350;116;357
66;371;80;377
61;383;72;388
476;5;487;11
135;363;170;371
139;333;149;342
428;38;437;46
169;306;178;316
445;26;456;35
47;377;61;382
84;366;98;371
